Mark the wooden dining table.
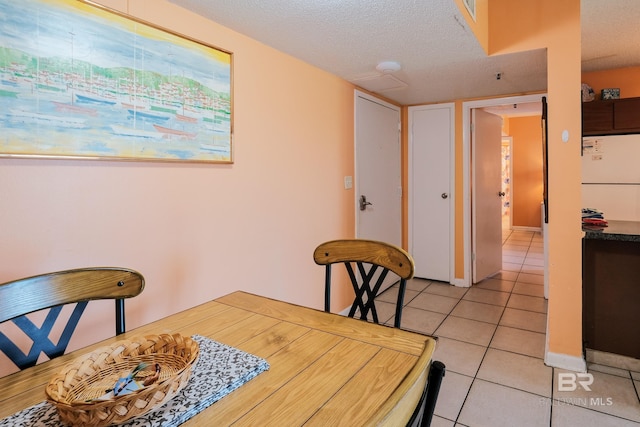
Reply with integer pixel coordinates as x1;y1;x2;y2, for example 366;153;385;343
0;291;437;426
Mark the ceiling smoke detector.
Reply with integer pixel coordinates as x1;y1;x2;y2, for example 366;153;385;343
376;61;401;74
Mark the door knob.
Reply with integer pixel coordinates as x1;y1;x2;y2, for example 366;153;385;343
441;193;448;199
498;191;506;197
359;195;373;211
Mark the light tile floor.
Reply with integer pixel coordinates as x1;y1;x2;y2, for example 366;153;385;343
376;228;640;426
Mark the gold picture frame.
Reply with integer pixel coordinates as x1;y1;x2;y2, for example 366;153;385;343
0;0;233;163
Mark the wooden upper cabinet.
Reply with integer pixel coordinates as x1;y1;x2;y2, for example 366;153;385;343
614;98;640;131
583;97;640;136
582;101;613;134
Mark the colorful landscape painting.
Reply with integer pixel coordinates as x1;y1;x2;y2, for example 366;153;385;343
0;0;233;163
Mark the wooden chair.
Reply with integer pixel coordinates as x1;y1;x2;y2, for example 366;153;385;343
0;267;145;370
313;238;415;328
407;360;446;426
314;239;445;426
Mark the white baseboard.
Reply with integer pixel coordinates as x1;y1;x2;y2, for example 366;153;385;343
544;310;587;372
338;306;351;316
450;277;470;288
544;351;587;372
512;225;543;233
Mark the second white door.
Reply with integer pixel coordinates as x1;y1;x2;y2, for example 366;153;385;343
409;104;454;282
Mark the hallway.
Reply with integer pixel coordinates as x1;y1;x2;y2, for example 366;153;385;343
376;228;640;426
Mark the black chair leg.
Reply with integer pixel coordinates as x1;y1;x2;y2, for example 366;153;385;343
395;278;407;327
115;298;125;335
421;361;446;427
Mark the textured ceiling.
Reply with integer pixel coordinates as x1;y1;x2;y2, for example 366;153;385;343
167;0;640;107
581;0;640;72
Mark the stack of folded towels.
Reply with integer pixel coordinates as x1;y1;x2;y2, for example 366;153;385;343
582;208;608;228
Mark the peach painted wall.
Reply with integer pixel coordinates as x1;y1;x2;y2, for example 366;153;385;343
0;0;355;375
489;0;583;361
455;0;582;360
510;116;543;228
582;66;640;100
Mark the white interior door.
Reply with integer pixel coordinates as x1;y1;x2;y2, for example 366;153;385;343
409;104;454;282
472;108;503;283
355;91;401;251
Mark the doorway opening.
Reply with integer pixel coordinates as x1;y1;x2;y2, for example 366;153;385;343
463;94;547;286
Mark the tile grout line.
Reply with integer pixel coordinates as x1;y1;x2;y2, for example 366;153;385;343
390;229;554;424
377;227;638;425
449;227;536;424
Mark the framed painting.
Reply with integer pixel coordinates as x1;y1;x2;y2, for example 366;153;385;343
0;0;233;163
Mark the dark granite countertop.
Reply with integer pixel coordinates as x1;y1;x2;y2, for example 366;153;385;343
583;220;640;241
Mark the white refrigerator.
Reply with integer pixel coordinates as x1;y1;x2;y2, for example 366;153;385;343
582;134;640;221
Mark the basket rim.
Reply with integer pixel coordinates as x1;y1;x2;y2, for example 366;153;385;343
45;333;199;406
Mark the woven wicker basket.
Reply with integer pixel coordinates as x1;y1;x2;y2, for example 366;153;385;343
45;333;199;427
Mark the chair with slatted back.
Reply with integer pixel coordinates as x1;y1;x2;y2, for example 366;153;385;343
313;238;414;328
314;239;445;426
0;267;145;370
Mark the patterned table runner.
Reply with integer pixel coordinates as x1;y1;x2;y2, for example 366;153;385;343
0;335;270;426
